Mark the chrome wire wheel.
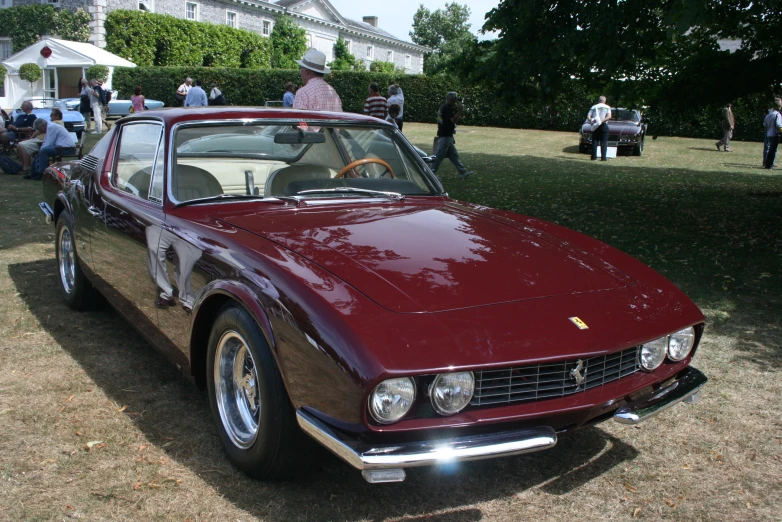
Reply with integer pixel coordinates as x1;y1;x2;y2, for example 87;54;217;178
214;331;261;449
58;225;75;295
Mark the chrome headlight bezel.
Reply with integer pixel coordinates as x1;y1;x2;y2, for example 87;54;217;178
429;371;475;416
668;326;696;361
368;377;416;425
640;336;667;371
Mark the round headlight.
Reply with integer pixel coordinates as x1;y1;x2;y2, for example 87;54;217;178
368;377;416;424
668;326;696;361
429;372;474;416
640;337;667;371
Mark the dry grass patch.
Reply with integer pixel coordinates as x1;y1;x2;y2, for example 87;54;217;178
0;124;780;521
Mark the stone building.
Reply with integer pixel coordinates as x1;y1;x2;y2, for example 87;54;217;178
0;0;427;73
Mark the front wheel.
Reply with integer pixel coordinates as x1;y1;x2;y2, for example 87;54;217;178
206;303;314;479
55;213;98;310
633;138;644;156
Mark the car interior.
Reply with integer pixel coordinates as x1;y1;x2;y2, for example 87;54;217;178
112;122;437;204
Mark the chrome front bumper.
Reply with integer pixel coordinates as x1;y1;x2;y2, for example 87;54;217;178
39;202;54;225
296;410;557;471
614;366;707;424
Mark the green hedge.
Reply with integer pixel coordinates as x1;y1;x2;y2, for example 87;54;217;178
113;66;772;141
105;10;271;68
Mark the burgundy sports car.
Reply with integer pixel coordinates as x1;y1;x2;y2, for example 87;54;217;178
39;108;706;484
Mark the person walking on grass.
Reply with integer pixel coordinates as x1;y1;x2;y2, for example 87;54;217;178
588;95;612;161
763;96;782;169
431;91;474;180
716;102;735;151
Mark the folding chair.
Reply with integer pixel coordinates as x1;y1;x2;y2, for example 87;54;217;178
55;132;87;162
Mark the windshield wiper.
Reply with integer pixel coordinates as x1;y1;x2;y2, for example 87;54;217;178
177;194;267;206
295;187;405;200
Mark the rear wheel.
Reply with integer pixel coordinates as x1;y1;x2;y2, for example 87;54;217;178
55;213;98;310
206;303;314;479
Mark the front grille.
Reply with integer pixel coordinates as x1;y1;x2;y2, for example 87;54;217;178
471;346;641;407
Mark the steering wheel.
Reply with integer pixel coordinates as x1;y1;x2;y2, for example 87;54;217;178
336;158;395;179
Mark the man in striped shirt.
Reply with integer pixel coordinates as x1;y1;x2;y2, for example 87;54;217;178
363;83;387;120
293;48;343;112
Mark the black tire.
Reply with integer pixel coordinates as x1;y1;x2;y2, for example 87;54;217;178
55;213;98;310
206;303;314;479
633;138;644;156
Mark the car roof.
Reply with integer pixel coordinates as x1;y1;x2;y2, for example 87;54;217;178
122;107;386;126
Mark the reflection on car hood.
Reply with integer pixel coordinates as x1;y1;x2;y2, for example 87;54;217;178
218;202;634;313
582;120;642;135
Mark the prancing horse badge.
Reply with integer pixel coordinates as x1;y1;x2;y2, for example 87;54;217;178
569;317;589;330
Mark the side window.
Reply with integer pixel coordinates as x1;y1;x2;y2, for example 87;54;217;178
113;122;164;201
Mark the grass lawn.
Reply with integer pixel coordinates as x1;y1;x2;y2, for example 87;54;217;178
0;123;780;521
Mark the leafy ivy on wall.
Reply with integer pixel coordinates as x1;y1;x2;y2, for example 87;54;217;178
0;5;91;52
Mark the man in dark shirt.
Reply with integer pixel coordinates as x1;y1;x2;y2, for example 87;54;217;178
431;92;474;180
0;101;36;146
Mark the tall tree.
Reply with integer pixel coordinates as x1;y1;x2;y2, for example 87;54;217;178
410;2;476;75
468;0;782;107
269;15;308;69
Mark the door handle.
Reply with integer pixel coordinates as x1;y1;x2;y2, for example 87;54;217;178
87;206;101;216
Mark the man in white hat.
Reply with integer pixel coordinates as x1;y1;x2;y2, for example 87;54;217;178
293;48;343;112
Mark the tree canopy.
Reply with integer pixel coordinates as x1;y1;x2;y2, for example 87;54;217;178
462;0;782;108
270;15;308;69
410;2;476;75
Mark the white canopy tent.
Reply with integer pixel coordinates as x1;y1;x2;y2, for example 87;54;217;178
1;37;135;110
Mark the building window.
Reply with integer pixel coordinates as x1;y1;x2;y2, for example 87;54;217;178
138;0;153;11
0;0;13;8
40;0;58;4
226;11;236;28
0;39;11;60
185;2;198;21
344;39;351;52
262;19;271;36
405;54;411;68
366;45;373;60
387;50;393;62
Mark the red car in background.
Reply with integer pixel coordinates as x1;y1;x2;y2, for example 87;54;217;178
39;108;706;483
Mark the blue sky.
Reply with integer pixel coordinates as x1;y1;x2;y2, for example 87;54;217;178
326;0;501;42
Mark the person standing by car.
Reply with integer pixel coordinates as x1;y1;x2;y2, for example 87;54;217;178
293;49;342;112
363;82;387;120
716;102;735;152
131;85;146;114
78;78;93;132
763;97;782;169
387;84;404;131
88;79;103;134
431;91;475;180
94;79;111;131
283;82;296;108
184;79;208;107
588;96;612;161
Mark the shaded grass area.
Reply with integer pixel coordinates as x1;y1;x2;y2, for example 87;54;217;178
0;124;780;521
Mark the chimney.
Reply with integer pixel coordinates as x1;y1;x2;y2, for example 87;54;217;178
363;16;378;27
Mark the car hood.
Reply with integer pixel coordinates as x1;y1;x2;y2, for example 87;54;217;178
218;201;634;313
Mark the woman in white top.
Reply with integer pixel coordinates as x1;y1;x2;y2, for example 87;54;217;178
88;79;103;134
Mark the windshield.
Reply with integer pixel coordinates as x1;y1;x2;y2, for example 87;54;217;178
612;109;640;122
172;122;438;203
